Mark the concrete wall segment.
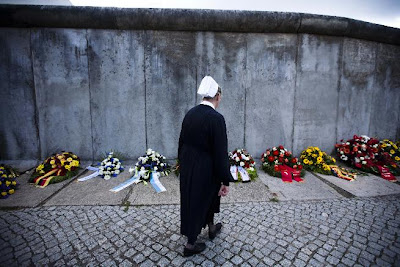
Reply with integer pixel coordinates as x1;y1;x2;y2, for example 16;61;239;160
293;34;341;155
369;43;400;140
31;28;93;160
144;31;197;159
196;32;247;153
87;29;146;160
0;28;39;160
336;38;376;142
245;33;298;157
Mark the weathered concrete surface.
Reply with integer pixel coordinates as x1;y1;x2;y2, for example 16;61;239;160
0;163;90;208
258;171;343;201
369;43;400;140
31;29;93;160
145;31;197;158
337;38;376;141
129;172;272;205
293;35;341;155
1;5;399;45
315;173;400;197
44;168;131;206
196;32;247;151
129;174;180;205
221;177;273;203
87;29;146;160
0;28;38;160
245;34;298;155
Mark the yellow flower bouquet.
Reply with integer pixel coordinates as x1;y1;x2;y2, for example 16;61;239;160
300;147;336;175
379;139;400;176
30;152;80;188
0;164;19;199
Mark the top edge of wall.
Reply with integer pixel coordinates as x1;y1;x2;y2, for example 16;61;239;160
0;4;399;45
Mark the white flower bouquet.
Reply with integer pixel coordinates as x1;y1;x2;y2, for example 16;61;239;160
98;152;124;180
129;148;170;182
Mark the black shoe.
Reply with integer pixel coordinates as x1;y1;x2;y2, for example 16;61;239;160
183;242;206;257
209;223;222;240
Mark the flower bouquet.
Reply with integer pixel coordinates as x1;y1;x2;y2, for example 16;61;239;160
228;149;257;182
130;149;170;181
30;152;80;188
261;145;304;183
109;149;171;193
78;151;124;181
98;152;124;180
335;135;397;181
0;165;19;199
300;146;358;181
300;147;336;175
378;139;400;176
335;135;380;174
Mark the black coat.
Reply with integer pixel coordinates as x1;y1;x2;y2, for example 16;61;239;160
178;104;232;239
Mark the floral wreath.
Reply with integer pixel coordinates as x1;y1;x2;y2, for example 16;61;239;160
0;165;19;199
30;152;80;187
261;145;305;178
130;149;170;182
228;148;257;181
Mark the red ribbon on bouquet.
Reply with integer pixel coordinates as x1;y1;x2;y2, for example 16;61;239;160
278;165;304;183
375;165;396;182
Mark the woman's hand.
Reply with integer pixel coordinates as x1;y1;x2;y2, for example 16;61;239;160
218;185;229;197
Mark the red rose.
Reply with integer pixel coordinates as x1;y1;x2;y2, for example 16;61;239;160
279;145;284;150
273;150;279;156
278;157;283;162
298;165;303;170
292;158;297;163
268;156;274;162
266;151;270;156
293;165;297;169
285;158;288;163
274;165;279;171
279;153;284;157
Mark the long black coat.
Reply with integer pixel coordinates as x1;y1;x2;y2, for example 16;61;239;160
178;104;232;239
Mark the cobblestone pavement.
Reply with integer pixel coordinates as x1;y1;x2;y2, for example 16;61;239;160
1;195;400;266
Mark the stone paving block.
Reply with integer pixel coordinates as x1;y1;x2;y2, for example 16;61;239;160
314;172;400;197
0;162;91;208
44;163;130;206
258;171;343;201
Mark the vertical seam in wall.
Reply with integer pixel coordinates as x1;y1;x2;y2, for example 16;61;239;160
335;38;344;145
291;34;301;153
368;42;379;137
30;28;41;160
243;34;248;148
144;31;148;149
85;29;95;161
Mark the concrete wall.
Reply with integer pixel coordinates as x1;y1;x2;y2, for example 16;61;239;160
1;6;400;160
